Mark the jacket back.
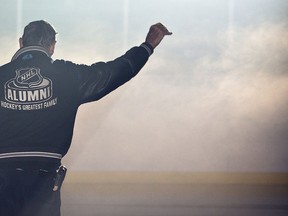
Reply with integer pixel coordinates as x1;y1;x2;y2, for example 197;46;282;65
0;45;151;157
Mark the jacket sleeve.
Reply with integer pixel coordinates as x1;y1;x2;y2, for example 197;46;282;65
76;43;153;104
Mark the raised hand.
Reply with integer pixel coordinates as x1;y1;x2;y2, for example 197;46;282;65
145;23;172;49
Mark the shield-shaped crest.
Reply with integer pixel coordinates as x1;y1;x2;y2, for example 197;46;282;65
14;68;43;88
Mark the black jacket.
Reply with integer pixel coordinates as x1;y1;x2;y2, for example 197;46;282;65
0;43;153;159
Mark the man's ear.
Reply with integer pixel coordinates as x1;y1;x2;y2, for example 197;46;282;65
19;38;23;48
48;41;56;56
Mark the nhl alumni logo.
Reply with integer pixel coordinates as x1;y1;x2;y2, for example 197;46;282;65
4;67;53;104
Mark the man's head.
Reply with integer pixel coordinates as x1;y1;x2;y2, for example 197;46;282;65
19;20;57;56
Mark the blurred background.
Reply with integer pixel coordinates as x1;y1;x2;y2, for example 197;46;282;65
1;0;288;173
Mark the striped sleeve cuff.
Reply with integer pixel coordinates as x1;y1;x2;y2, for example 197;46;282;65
140;42;154;56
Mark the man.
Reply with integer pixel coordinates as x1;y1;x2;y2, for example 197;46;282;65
0;20;171;216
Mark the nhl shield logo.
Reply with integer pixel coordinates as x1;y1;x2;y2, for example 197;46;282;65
14;68;43;88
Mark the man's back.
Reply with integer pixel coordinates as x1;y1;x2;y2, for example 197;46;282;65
0;46;79;157
0;44;151;157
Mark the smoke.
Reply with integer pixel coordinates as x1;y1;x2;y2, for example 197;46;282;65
66;21;288;172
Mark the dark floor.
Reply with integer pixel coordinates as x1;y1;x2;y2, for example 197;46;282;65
61;183;288;216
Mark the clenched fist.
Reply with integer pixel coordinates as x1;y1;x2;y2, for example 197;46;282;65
145;23;172;49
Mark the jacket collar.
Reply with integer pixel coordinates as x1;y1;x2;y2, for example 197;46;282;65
11;46;51;62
